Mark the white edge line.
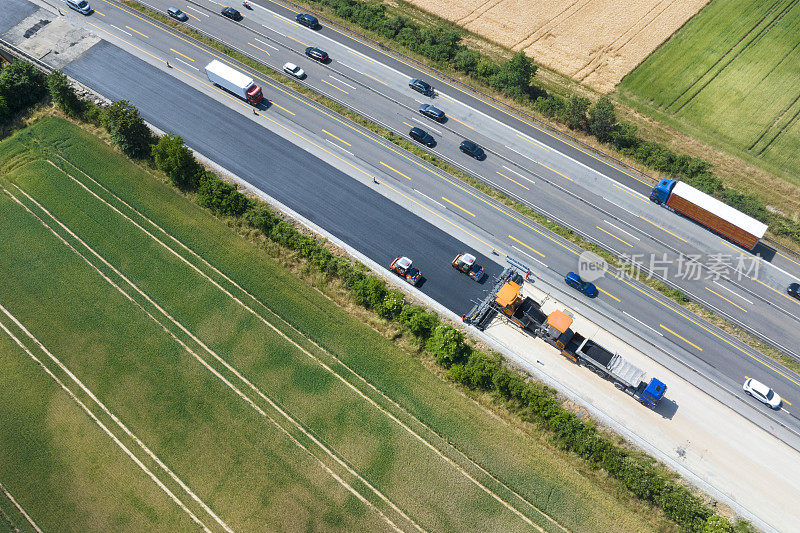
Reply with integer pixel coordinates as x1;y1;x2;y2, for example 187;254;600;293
413;189;446;209
712;280;755;304
622;311;663;336
603;219;640;240
110;24;132;36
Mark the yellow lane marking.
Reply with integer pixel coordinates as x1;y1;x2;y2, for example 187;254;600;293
639;216;687;243
402;121;413;128
597;287;620;302
442;197;476;217
316;7;652;188
186;12;201;21
660;325;703;351
777;251;800;268
379;161;411;180
322;129;351;146
268;101;295;115
377;180;497;251
536;161;572;181
754;278;800;307
321;79;349;94
94;10;105;15
447;115;474;130
721;240;746;254
508;235;545;258
516;133;549;152
286;35;308;47
612;273;800;387
496;171;529;190
348;49;375;64
596;225;633;247
437;94;455;103
125;25;149;38
705;287;747;313
612;183;648;202
360;71;388;86
170;48;194;61
247;42;271;56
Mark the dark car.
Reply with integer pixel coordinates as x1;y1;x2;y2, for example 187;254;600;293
305;46;329;63
296;13;320;29
167;7;188;21
459;140;485;160
789;282;800;299
565;272;598;297
221;7;242;20
409;127;435;147
418;104;445;122
409;78;434;96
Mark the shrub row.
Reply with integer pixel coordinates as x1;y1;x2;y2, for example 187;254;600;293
7;57;741;532
298;0;800;247
152;133;735;531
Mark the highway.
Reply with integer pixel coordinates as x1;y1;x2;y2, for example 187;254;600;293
92;0;800;365
5;0;800;441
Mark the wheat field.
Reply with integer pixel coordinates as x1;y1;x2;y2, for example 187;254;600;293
409;0;710;92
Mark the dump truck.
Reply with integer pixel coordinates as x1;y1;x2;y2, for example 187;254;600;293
542;310;667;408
649;179;768;250
205;60;264;105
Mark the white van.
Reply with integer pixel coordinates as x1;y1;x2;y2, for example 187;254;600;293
65;0;92;14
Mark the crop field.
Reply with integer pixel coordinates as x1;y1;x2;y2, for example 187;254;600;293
406;0;708;92
620;0;800;187
0;117;663;531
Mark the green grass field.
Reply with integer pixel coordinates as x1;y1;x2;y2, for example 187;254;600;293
0;117;662;531
619;0;800;187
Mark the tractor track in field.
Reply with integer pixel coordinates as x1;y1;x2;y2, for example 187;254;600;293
41;146;567;533
664;0;787;112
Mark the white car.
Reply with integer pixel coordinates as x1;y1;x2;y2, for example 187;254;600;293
282;63;306;79
743;378;782;409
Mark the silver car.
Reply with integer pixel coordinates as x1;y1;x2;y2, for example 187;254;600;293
65;0;92;14
743;378;782;409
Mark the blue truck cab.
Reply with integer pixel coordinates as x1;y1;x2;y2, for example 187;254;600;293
649;179;677;205
634;378;667;408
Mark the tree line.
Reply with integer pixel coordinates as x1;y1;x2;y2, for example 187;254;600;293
0;58;754;532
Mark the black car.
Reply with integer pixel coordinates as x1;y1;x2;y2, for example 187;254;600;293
409;127;435;147
305;46;329;63
459;139;485;160
409;78;434;96
221;7;242;20
418;104;445;122
296;13;320;29
167;7;188;21
789;282;800;299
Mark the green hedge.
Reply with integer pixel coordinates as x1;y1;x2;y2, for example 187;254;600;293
7;55;742;532
155;133;734;532
300;0;800;247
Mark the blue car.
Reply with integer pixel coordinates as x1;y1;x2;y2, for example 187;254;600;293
565;272;598;297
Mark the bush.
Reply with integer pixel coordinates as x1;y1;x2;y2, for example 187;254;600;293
400;305;439;341
196;174;251;216
0;61;47;119
562;95;590;130
380;289;405;319
489;52;538;102
81;101;103;126
534;95;566;119
427;324;468;367
152;133;202;191
352;275;387;309
47;70;82;118
452;48;481;75
102;100;154;159
588;97;616;143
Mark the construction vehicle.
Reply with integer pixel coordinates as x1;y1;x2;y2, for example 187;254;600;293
463;258;667;408
541;310;667;408
649;179;767;250
452;253;484;281
389;256;421;286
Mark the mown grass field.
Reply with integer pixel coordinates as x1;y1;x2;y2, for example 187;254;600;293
0;117;663;531
619;0;800;188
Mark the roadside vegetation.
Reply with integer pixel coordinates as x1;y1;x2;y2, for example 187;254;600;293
0;55;756;531
115;0;800;379
258;0;800;251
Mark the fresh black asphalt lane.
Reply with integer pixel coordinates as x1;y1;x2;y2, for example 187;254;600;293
64;41;499;313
